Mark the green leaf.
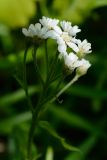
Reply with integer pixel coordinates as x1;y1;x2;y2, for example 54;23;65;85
65;135;97;160
39;121;80;152
48;105;107;140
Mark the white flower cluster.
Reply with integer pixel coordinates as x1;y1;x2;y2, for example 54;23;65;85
22;16;92;76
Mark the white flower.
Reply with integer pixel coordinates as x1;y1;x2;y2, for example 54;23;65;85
63;52;91;75
57;35;79;55
76;39;92;57
64;52;80;71
53;21;80;54
22;25;34;37
76;59;91;76
22;17;92;76
22;23;49;39
39;16;60;33
60;21;81;36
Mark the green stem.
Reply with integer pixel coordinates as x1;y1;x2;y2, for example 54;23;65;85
27;113;39;160
32;45;45;87
48;51;58;83
23;46;34;113
26;75;79;160
38;75;80;117
27;98;45;160
50;74;79;103
26;47;79;160
45;40;49;79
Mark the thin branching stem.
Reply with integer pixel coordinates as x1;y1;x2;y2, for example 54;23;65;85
26;46;80;160
50;74;79;103
27;112;39;160
32;45;45;88
23;45;34;113
44;40;49;79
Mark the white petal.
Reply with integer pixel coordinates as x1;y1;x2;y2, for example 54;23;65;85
22;28;29;36
53;26;62;34
35;23;41;30
45;30;59;39
29;24;35;30
22;28;33;37
57;37;65;45
72;25;81;36
76;59;91;75
64;52;79;71
67;42;79;52
29;24;36;35
60;21;72;32
39;16;59;29
34;23;42;35
40;27;48;38
68;52;78;61
58;43;66;53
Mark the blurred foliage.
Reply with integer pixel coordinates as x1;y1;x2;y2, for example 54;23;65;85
42;0;107;24
0;0;36;27
0;0;107;160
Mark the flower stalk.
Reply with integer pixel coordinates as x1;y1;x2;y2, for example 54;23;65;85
23;45;34;113
50;74;79;103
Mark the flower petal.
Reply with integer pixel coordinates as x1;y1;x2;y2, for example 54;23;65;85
53;26;62;34
45;30;59;39
67;42;79;52
58;43;66;53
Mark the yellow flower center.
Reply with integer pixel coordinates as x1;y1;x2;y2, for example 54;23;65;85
61;32;71;42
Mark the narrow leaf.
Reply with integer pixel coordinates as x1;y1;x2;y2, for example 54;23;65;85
39;121;80;152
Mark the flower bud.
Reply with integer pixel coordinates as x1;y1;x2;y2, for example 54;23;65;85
76;59;91;76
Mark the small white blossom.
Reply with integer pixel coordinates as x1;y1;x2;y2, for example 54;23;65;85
64;52;80;71
22;23;49;39
22;17;92;77
39;16;60;33
63;52;91;75
53;21;80;54
76;39;92;57
22;25;34;37
76;59;91;76
60;21;81;36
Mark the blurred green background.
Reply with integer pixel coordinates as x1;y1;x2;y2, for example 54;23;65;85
0;0;107;159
